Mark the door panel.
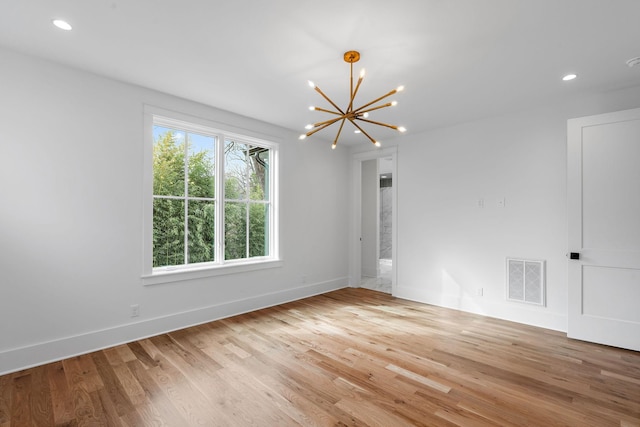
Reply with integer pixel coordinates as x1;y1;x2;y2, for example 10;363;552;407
582;121;640;251
582;266;640;323
567;108;640;351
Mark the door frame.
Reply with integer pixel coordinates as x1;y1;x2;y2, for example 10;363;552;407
350;147;398;294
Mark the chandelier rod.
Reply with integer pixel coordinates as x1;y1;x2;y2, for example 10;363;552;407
311;116;347;129
312;106;342;116
332;119;347;149
348;119;379;146
353;87;403;114
356;117;402;131
310;84;344;115
305;119;342;138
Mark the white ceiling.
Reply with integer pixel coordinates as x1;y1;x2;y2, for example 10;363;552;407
2;0;640;146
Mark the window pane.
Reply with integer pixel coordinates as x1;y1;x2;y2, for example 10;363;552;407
187;200;215;264
188;133;215;198
249;147;269;201
225;202;246;260
249;203;269;257
153;127;185;196
225;140;248;200
153;198;185;267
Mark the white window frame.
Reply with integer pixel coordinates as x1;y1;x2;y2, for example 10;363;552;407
142;106;281;285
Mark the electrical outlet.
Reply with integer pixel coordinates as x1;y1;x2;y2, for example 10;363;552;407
477;288;483;297
478;198;484;208
130;304;140;317
301;275;307;284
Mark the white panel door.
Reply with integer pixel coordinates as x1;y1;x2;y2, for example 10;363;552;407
567;107;640;351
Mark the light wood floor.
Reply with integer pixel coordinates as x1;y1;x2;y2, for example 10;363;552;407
1;288;639;426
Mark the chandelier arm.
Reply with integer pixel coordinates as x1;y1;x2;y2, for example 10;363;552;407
355;117;400;131
349;119;379;146
332;119;347;148
353;88;398;113
305;119;343;138
312;116;347;129
312;106;343;116
313;86;345;115
356;102;394;115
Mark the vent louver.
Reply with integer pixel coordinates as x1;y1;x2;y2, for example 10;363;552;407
507;258;545;306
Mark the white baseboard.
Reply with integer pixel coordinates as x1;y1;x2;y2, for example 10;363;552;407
395;285;567;333
0;278;348;376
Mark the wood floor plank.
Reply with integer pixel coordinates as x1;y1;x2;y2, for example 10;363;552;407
335;396;416;427
28;366;54;427
90;388;124;427
0;374;12;425
10;374;33;427
62;357;101;425
1;288;640;426
145;352;227;426
46;362;74;426
102;348;146;408
90;352;136;419
126;359;188;426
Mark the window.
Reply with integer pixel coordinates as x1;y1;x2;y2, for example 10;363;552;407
143;109;279;283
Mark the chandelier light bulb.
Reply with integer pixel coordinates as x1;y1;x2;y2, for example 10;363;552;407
305;124;313;130
398;126;407;133
360;69;366;78
309;106;315;111
308;80;316;88
299;134;307;140
391;101;398;106
363;112;369;118
331;143;337;150
374;141;382;147
52;19;72;30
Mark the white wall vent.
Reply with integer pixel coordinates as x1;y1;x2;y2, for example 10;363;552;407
506;258;545;306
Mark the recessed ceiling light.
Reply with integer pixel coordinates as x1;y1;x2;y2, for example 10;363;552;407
562;73;577;81
52;19;72;31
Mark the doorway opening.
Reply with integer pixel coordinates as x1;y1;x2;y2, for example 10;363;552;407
350;147;397;295
360;157;393;294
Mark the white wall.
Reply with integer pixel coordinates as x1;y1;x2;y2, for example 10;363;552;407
0;47;350;374
391;85;640;331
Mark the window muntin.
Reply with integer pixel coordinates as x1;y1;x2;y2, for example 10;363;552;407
150;115;276;274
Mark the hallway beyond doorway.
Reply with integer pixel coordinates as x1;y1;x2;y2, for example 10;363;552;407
360;258;392;293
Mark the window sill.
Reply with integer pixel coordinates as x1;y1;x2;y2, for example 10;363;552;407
141;259;283;286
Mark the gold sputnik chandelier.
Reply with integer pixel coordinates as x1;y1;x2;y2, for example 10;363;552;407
299;50;406;149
